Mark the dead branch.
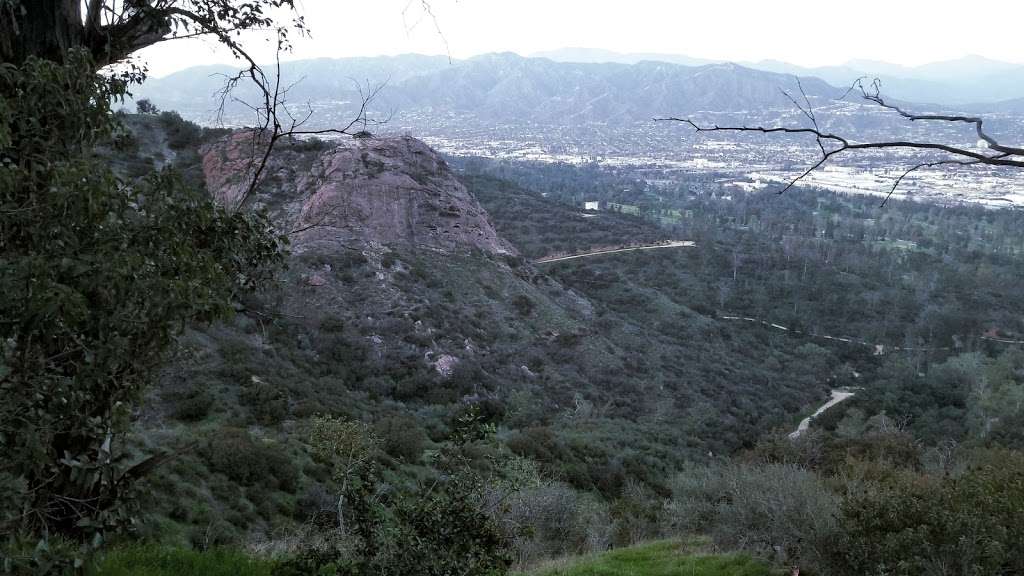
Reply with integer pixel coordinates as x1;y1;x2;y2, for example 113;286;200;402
657;77;1024;207
402;0;451;60
213;33;389;212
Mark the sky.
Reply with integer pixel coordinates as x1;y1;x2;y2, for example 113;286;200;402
136;0;1024;78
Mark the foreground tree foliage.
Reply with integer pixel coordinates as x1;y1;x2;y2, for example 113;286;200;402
0;0;304;68
275;412;512;576
837;451;1024;576
0;51;283;570
669;448;1024;576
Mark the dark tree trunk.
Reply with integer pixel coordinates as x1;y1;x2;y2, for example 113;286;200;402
1;1;84;65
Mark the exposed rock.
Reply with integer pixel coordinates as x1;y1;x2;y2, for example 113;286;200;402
305;272;328;287
202;134;515;256
432;354;459;377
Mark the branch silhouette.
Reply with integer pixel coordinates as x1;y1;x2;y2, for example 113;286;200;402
657;77;1024;206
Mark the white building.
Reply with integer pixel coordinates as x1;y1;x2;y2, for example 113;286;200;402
583;201;600;211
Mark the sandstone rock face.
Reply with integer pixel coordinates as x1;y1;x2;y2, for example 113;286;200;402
202;134;514;256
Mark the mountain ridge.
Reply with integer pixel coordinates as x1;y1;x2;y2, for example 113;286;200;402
135;52;846;126
136;52;1024;132
533;49;1024;105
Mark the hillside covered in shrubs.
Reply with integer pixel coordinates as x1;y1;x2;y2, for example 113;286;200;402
7;103;1024;576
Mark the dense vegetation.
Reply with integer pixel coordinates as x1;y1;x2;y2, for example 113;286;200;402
6;64;1024;575
47;125;1024;574
458;156;1024;574
0;53;283;573
7;2;1024;573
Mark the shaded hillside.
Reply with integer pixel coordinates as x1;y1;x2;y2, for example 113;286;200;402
456;172;668;260
116;116;839;544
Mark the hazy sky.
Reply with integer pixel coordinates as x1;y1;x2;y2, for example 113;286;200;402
136;0;1024;77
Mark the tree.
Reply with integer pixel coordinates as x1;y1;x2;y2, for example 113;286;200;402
0;1;314;568
0;2;438;570
660;78;1024;206
308;416;380;533
0;50;284;568
1;1;390;208
669;462;841;575
0;0;305;69
281;410;512;576
135;97;158;114
836;452;1024;576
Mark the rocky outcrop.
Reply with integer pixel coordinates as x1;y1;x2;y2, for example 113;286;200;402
202;134;514;256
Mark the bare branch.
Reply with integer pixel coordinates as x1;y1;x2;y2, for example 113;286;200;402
402;0;451;60
212;33;389;212
658;77;1024;205
849;78;1024;157
881;159;981;207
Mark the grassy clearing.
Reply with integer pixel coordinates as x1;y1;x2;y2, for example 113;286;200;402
88;545;274;576
520;540;781;576
88;540;778;576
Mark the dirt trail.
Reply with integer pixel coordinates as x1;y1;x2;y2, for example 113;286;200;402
789;389;857;439
534;241;695;263
719;314;1024;353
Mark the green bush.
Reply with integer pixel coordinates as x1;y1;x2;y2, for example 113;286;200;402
835;452;1024;576
375;416;428;462
669;462;840;573
511;295;535;317
202;428;298;492
157;111;203;150
240;380;289;425
0;51;283;557
170;385;215;422
284;411;512;576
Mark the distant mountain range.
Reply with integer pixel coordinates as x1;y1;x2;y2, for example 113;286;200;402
534;48;1024;106
137;52;846;125
134;51;1024;151
531;47;720;68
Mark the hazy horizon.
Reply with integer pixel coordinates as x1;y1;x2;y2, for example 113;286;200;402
135;0;1024;78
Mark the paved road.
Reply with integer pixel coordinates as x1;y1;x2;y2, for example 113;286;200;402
534;241;696;263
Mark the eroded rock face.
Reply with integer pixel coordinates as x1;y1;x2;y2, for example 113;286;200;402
202;134;514;256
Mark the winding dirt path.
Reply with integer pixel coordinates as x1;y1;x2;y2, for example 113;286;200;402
719;314;1024;353
789;389;857;439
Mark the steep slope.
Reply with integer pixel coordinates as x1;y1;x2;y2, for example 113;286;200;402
131;123;840;544
202;134;513;256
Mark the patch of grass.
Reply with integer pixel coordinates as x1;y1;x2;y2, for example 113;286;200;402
521;540;781;576
89;545;274;576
